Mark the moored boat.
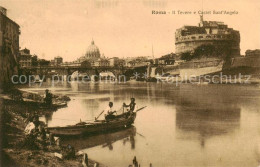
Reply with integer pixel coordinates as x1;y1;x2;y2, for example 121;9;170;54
22;98;67;109
34;75;43;83
46;111;137;136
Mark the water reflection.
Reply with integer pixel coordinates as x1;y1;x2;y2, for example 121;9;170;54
20;82;260;167
61;126;136;151
44;111;53;124
176;102;241;148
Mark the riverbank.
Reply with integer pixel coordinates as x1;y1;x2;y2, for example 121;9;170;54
0;89;106;167
146;66;260;85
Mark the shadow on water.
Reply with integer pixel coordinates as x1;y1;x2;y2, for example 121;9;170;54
60;126;136;151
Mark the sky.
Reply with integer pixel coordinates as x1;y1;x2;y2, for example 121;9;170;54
1;0;260;61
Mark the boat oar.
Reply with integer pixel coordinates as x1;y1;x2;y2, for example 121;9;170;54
136;131;146;138
135;106;147;113
95;110;105;120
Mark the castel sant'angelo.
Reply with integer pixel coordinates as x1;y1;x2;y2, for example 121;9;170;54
175;15;240;58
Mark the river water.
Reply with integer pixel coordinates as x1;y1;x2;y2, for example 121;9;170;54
21;82;260;167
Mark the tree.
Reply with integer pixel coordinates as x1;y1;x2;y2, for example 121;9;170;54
180;43;234;61
81;60;91;68
193;44;216;59
180;52;192;61
38;59;50;66
32;55;38;66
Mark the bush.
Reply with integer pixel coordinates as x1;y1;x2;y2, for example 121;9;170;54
180;44;232;61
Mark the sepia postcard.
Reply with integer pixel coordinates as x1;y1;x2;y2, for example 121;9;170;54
0;0;260;166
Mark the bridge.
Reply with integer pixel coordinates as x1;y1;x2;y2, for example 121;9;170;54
19;65;148;78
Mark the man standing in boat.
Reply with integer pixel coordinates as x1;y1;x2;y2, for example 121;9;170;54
123;98;136;112
44;89;52;106
105;102;117;120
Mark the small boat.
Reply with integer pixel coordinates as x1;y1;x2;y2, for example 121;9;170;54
34;75;43;83
22;98;67;109
35;79;43;83
39;101;67;109
47;111;137;136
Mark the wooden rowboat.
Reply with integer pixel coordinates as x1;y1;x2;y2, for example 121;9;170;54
1;96;67;110
46;112;137;136
22;98;67;109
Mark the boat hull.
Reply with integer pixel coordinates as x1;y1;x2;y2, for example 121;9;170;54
61;126;136;150
47;112;136;136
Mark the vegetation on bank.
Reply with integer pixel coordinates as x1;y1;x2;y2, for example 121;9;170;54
180;44;232;61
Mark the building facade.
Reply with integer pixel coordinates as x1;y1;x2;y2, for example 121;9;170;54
175;16;240;58
109;57;125;67
245;49;260;57
69;39;116;67
0;6;20;85
231;49;260;68
85;40;101;65
53;56;63;66
125;57;150;67
68;39;102;66
93;58;110;67
19;48;32;67
157;53;176;65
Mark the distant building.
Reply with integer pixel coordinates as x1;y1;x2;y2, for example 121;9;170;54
31;55;38;66
83;39;101;66
78;56;86;63
0;6;7;15
38;58;50;66
125;57;150;67
53;56;63;66
85;40;101;59
157;53;176;65
19;48;32;67
94;58;110;67
61;61;81;67
50;60;54;66
175;15;240;58
231;49;260;68
71;39;103;66
109;57;125;67
126;60;136;67
0;6;20;84
245;49;260;57
109;57;119;67
71;39;128;67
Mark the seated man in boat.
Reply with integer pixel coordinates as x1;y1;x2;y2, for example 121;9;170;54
44;89;52;106
105;102;117;120
123;98;136;112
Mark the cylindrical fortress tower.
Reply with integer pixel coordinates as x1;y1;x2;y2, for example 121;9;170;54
175;16;240;58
